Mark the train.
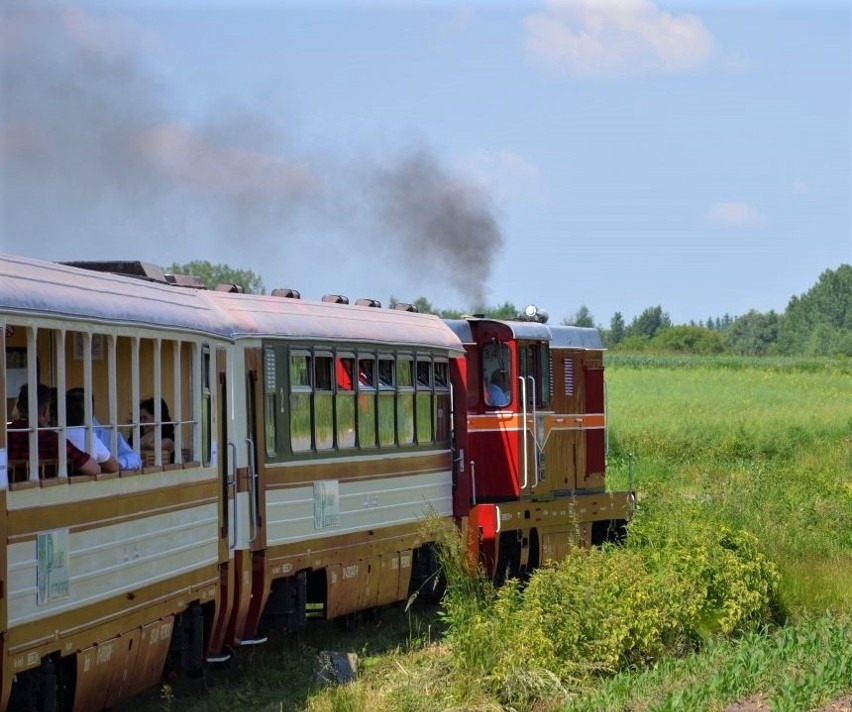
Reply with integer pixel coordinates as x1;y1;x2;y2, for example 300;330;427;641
0;253;633;711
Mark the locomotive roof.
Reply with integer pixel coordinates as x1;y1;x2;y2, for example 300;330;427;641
443;317;603;349
0;254;464;352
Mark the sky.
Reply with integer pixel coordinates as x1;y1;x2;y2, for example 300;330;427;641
1;0;850;326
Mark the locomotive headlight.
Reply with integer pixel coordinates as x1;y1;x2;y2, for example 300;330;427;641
524;304;549;323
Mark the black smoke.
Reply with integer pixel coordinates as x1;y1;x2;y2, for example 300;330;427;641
1;4;502;307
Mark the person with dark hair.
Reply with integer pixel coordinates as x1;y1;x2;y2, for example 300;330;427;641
65;390;121;474
8;383;100;477
67;387;141;470
137;397;175;455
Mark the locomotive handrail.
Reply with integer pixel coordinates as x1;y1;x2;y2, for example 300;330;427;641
518;376;529;491
470;459;476;505
228;441;237;551
246;436;258;544
527;375;539;488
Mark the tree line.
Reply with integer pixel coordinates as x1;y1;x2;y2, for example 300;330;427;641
167;262;852;358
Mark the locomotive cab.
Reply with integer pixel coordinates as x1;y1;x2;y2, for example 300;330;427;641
446;313;633;582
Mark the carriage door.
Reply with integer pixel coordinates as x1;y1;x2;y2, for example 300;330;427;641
244;348;267;551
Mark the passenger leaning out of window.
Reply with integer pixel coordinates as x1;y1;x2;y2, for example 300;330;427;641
8;383;101;477
135;397;176;458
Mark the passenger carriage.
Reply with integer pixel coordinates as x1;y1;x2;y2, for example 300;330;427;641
0;254;464;712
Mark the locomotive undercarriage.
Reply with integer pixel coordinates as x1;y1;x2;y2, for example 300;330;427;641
472;492;634;583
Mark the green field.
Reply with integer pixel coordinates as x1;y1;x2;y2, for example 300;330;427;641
150;355;852;712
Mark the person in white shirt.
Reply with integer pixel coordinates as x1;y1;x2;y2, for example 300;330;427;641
65;389;121;473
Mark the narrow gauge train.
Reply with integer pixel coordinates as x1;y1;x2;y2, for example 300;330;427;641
0;254;632;711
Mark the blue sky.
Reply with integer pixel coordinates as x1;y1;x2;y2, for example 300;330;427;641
2;1;850;325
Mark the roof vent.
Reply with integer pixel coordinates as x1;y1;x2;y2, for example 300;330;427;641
355;298;381;308
271;288;301;299
61;260;168;283
214;283;244;294
165;273;206;288
322;294;349;304
393;302;418;313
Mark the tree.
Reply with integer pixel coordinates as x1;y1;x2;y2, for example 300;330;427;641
626;306;672;340
609;312;626;345
777;265;852;356
562;305;595;328
653;325;726;355
166;261;265;295
724;310;780;356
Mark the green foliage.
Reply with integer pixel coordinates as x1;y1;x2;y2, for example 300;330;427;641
724;309;781;355
651;325;726;354
626;305;672;339
165;260;265;294
777;264;852;356
608;311;625;346
438;495;780;701
566;613;852;712
562;305;595;327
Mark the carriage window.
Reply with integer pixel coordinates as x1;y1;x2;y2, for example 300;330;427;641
264;346;279;457
289;351;312;453
397;356;414;445
201;345;212;464
415;357;433;443
378;355;395;447
357;355;376;448
434;359;450;444
336;354;356;449
314;353;334;451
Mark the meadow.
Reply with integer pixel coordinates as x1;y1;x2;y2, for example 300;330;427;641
145;354;852;712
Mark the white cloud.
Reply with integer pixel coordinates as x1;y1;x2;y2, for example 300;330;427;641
706;201;767;228
524;0;715;78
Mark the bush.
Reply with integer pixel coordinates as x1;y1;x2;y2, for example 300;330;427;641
438;492;780;701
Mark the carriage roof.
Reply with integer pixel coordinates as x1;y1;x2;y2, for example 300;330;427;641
0;254;464;353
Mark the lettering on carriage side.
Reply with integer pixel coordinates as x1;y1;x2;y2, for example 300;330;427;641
342;564;359;580
37;529;70;605
400;553;411;568
362;494;379;509
314;480;340;529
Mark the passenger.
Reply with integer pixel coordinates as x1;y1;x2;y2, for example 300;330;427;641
65;390;122;474
66;387;142;470
136;397;176;456
7;384;100;477
485;370;510;408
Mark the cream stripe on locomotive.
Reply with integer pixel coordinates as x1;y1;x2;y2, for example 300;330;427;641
6;500;219;627
264;470;453;547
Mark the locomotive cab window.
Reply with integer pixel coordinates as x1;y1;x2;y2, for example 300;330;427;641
518;341;551;408
482;341;511;408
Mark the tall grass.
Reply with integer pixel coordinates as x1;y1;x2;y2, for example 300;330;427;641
605;354;852;614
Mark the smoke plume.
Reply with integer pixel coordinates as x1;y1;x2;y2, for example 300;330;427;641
1;4;503;307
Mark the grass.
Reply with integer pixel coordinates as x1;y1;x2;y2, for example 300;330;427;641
130;354;852;712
